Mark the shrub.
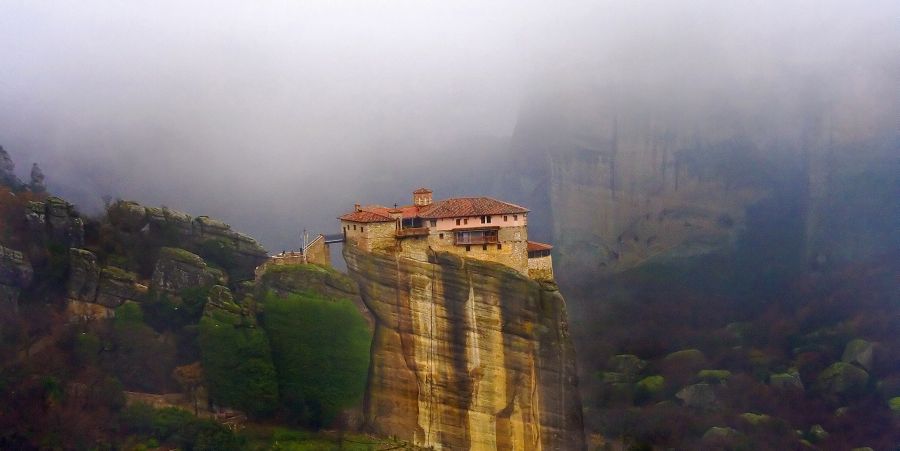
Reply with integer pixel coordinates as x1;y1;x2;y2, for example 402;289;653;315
198;316;278;417
261;291;371;427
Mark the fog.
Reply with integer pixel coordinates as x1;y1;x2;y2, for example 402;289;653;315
1;0;897;252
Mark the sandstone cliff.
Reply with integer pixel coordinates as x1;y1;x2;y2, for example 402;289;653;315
343;243;584;450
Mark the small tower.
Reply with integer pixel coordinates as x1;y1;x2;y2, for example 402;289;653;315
413;188;433;206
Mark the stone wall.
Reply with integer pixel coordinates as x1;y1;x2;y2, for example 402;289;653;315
425;225;529;275
528;255;554;281
343;241;584;450
341;221;397;252
304;235;331;267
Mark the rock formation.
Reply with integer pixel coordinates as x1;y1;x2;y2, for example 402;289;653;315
25;197;84;248
66;248;146;320
343;242;584;450
106;200;268;281
0;244;33;315
151;247;224;296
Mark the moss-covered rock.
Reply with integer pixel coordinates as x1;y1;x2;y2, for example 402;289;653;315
676;383;718;410
770;371;804;391
841;339;875;371
815;362;869;396
151;247;222;296
607;354;647;378
95;266;142;307
697;369;732;384
635;375;665;398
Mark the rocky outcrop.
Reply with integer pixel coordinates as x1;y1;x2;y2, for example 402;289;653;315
107;200;268;281
151;247;224;296
343;243;584;450
66;248;145;320
0;245;33;315
25;197;84;248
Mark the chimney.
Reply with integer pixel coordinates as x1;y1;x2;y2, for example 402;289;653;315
354;203;361;212
413;188;433;206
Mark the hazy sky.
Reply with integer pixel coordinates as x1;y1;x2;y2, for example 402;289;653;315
1;1;897;250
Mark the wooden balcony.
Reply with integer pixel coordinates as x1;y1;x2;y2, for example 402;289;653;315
395;227;429;238
454;229;499;245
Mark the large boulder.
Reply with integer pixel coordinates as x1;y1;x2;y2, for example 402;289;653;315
106;200;148;232
151;247;223;296
815;362;869;396
95;267;143;308
701;426;743;447
67;248;100;302
770;372;804;391
255;263;370;327
841;339;875;371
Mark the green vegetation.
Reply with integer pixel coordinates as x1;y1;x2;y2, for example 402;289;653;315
261;291;372;427
121;403;244;451
198;314;279;418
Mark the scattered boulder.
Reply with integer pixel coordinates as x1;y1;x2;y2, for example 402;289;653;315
607;354;647;378
701;426;742;446
697;369;732;384
808;424;829;443
663;348;707;372
739;412;773;426
635;375;665;398
889;397;900;412
770;371;804;391
841;339;875;371
815;362;869;396
676;383;718;410
67;248;100;302
151;247;224;296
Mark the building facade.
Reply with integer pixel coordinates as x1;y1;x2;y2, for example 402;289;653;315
339;188;554;280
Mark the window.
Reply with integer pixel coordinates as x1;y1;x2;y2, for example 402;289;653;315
361;227;364;232
463;218;468;225
513;215;518;221
480;215;492;224
497;244;502;250
482;244;487;251
504;215;508;222
466;245;471;252
456;218;461;226
439;233;444;239
429;220;437;227
487;216;491;223
353;225;357;230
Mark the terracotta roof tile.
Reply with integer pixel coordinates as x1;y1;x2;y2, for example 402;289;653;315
338;209;394;223
527;241;553;252
418;197;529;219
413;188;432;194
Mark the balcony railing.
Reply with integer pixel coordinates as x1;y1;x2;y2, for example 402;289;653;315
396;227;429;238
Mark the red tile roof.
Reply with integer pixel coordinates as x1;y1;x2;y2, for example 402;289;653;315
527;241;553;252
338;209;394;223
413;187;432;194
418;197;529;219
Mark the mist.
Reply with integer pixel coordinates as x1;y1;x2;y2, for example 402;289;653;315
1;0;897;252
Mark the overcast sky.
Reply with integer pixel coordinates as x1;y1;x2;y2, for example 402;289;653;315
1;1;897;250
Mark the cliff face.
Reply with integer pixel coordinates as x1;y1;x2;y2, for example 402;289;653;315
343;243;584;450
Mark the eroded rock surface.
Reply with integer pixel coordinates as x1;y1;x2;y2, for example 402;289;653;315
151;247;224;295
0;244;33;315
344;243;584;450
